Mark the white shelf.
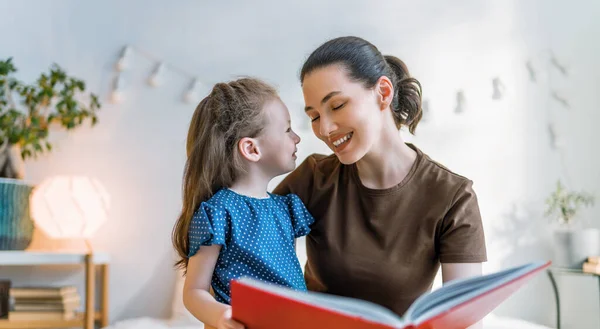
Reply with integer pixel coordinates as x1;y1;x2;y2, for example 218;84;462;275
0;251;110;265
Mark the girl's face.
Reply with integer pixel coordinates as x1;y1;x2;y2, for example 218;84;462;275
302;64;385;165
256;98;301;176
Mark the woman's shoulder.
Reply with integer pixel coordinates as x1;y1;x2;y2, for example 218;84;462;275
414;147;475;195
272;153;341;200
302;153;341;174
279;153;341;183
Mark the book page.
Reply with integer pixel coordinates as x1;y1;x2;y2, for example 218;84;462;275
407;270;511;319
404;262;543;324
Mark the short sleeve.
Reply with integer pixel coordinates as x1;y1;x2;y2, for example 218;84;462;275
187;202;229;258
284;194;315;238
438;180;487;263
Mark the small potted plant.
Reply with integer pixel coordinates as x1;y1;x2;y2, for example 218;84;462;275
0;57;101;250
545;180;597;269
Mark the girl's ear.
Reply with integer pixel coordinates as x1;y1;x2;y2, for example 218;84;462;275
375;76;394;111
238;137;261;162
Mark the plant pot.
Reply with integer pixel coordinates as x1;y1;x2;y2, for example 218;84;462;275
553;227;600;269
0;178;34;250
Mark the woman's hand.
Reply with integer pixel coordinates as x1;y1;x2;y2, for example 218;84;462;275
216;307;245;329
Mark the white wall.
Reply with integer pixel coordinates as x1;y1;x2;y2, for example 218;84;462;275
1;0;598;327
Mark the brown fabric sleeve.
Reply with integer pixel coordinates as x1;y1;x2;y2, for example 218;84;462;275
438;179;488;263
272;154;317;205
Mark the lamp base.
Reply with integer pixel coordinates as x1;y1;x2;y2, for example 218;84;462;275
84;239;94;256
25;228;93;253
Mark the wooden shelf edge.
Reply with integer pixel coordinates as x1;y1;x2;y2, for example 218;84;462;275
0;312;102;329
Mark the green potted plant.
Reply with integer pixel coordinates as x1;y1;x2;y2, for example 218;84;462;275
545;180;597;269
0;57;101;250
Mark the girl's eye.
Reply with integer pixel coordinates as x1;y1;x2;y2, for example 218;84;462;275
311;116;320;122
286;127;292;132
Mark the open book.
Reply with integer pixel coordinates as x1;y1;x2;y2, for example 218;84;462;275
231;261;550;329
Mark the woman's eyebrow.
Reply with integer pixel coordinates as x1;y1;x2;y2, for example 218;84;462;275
305;91;341;112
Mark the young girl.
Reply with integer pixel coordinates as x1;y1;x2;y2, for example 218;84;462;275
172;78;314;329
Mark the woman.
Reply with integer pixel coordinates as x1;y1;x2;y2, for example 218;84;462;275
274;36;487;324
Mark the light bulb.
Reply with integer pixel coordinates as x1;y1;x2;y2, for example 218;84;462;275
111;74;124;104
115;46;132;71
148;63;165;87
183;78;202;104
454;90;466;114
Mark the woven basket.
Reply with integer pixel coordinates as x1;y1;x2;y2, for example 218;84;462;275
0;178;34;250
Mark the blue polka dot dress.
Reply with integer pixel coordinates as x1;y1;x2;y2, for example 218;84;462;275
187;188;315;304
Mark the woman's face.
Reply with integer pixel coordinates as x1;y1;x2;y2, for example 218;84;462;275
302;64;386;165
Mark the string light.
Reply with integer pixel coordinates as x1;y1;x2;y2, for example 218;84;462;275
110;73;125;104
183;78;202;104
526;60;537;82
148;62;166;87
115;46;132;72
548;123;564;150
454;90;466;114
111;45;202;104
421;99;430;122
492;77;505;100
107;44;570;126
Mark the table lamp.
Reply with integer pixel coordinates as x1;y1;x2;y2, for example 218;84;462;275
29;175;110;253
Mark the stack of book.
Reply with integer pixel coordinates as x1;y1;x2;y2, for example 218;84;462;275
582;256;600;274
0;281;9;319
7;286;80;321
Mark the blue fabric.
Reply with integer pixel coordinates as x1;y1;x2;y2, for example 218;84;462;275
0;179;34;250
187;188;314;304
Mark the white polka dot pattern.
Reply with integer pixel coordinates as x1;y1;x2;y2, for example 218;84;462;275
187;188;315;304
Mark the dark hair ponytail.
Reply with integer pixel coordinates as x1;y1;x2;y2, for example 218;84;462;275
384;55;422;134
301;36;423;134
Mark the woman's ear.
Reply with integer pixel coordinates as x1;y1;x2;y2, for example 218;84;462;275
238;137;261;162
375;76;394;111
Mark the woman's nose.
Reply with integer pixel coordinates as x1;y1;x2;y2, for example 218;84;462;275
319;115;337;137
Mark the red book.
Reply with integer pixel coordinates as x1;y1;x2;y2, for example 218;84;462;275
231;261;550;329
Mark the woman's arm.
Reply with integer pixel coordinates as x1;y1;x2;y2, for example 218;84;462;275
441;262;482;282
441;263;483;329
183;244;245;329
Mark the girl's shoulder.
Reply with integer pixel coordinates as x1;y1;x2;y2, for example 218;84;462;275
203;188;231;207
196;188;245;217
269;192;302;205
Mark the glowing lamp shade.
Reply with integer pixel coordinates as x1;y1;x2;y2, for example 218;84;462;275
30;176;110;239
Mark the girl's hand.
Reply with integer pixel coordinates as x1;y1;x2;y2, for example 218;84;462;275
217;307;245;329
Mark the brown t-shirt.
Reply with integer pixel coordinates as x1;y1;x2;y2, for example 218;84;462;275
273;144;487;316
